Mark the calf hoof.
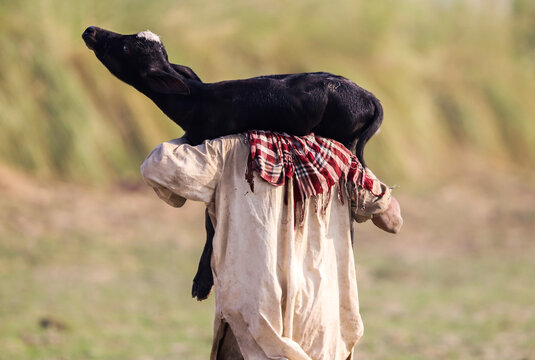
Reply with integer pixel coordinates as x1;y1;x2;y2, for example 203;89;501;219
192;270;214;301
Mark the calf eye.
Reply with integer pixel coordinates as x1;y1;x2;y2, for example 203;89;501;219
122;45;130;54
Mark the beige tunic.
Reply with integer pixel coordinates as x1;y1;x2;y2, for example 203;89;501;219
141;134;392;360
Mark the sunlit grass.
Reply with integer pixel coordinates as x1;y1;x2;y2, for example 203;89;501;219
1;0;534;183
1;3;534;359
1;172;534;359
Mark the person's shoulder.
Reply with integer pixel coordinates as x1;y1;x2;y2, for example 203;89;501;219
210;133;247;144
158;134;246;150
204;134;248;152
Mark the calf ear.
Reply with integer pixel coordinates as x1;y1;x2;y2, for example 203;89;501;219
170;63;202;82
144;69;190;95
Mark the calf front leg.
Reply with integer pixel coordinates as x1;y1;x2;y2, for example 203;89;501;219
192;209;215;300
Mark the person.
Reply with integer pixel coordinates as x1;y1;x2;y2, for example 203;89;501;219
141;131;402;360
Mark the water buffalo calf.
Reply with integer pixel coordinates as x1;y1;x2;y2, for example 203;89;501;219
82;26;384;300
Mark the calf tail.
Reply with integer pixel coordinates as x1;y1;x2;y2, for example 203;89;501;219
355;96;383;168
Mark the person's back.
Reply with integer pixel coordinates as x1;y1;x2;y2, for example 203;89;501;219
141;131;402;359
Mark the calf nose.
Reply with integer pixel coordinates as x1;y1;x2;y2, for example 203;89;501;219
82;26;100;50
83;26;97;38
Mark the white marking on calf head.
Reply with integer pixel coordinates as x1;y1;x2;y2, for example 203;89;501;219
136;30;161;44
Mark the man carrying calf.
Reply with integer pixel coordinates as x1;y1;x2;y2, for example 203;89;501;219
82;26;387;301
141;130;402;359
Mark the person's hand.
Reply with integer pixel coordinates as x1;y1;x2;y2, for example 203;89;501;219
372;196;403;233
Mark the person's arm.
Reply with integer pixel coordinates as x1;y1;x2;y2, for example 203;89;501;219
352;169;403;233
140;137;228;206
371;196;403;234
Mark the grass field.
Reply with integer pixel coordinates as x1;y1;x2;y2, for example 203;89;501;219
1;165;534;360
1;0;535;182
2;0;535;359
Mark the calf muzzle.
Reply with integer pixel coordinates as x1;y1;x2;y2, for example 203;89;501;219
82;26;121;51
82;26;100;50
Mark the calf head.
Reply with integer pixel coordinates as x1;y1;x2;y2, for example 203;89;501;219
82;26;190;95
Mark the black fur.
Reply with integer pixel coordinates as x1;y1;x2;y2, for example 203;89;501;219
83;26;383;300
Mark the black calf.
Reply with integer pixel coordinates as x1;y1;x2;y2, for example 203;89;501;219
83;26;383;300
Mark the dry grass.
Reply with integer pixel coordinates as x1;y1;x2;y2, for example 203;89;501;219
1;0;535;182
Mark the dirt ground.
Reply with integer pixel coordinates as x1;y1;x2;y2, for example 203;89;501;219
1;164;534;359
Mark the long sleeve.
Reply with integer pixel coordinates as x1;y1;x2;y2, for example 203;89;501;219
140;137;227;206
352;168;393;223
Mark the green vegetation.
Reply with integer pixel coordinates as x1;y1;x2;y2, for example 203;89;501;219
1;1;535;359
0;186;215;359
1;0;535;183
1;171;534;359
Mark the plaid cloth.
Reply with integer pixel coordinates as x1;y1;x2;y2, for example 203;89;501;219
246;130;384;221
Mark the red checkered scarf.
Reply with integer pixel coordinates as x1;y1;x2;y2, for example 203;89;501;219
245;130;384;222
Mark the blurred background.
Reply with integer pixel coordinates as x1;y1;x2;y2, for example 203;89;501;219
1;0;534;359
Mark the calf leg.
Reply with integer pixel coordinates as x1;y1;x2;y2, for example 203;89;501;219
192;209;215;300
